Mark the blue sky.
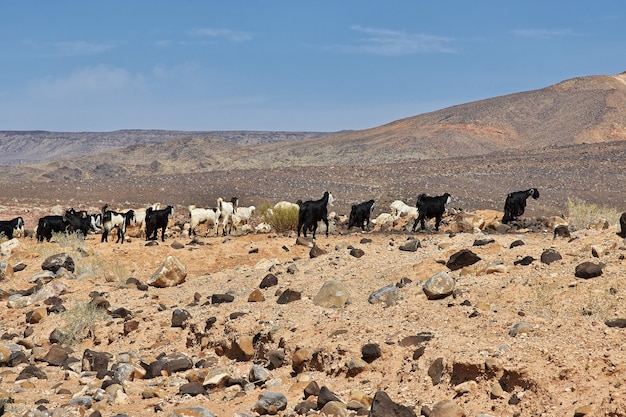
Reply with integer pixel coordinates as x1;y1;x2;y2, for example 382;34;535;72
1;1;624;132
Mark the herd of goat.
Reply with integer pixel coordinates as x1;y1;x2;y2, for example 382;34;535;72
0;188;540;243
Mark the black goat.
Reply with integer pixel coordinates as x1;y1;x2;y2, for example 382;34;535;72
145;205;174;242
618;212;626;238
36;215;69;242
297;191;334;239
63;208;92;238
0;217;24;239
347;199;375;231
412;193;451;232
502;188;539;224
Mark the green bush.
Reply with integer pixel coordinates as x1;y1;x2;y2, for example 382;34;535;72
263;205;299;233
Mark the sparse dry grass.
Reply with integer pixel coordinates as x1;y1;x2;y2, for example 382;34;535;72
53;231;87;250
57;301;109;345
580;287;618;321
567;197;621;230
104;259;131;283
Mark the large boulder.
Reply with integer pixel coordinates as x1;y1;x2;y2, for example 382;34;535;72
147;256;187;287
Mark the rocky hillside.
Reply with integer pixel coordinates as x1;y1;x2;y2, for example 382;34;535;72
1;72;626;180
0;130;333;166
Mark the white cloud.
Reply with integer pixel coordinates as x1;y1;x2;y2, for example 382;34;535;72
511;28;574;39
28;65;145;99
188;28;253;42
332;25;455;56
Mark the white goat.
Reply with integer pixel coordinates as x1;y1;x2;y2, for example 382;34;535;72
390;200;418;219
188;205;221;237
232;205;256;229
217;197;238;236
266;200;300;217
101;209;135;244
274;201;300;211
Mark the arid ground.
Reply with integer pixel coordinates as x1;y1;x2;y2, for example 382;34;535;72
1;191;626;416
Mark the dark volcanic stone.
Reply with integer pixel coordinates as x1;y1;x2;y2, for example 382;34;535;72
178;382;206;396
575;262;603;279
540;249;562;265
211;293;235;304
259;274;278;289
317;386;342;410
369;390;417;417
16;365;47;381
428;357;444;385
514;256;535;266
446;249;481;271
171;308;191;327
277;289;301;304
41;253;75;273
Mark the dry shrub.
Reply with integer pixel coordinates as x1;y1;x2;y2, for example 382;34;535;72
52;231;86;250
258;201;274;216
57;302;108;345
263;205;299;233
529;282;561;320
567;197;620;230
581;288;618;321
75;255;107;278
32;231;93;277
105;259;131;283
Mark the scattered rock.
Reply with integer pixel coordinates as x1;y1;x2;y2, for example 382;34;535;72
605;318;626;328
428;357;444;385
276;289;301;304
369;390;417;417
259;273;278;288
310;244;327;258
430;399;466;417
361;343;382;363
473;238;495;246
423;271;455;300
313;280;351;308
446;249;481;271
509;322;534;337
147;256;187;287
41;253;75;274
368;284;399;306
553;224;570;238
514;255;535;266
540;249;562;265
212;293;235;304
248;289;265;302
575;262;603;279
317;385;343;410
171;308;191;328
350;248;365;258
399;239;421;252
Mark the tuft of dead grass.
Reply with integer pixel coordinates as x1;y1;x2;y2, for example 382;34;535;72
567;197;620;230
57;301;109;345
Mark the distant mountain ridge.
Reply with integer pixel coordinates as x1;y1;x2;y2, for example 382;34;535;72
2;72;626;181
0;130;334;165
